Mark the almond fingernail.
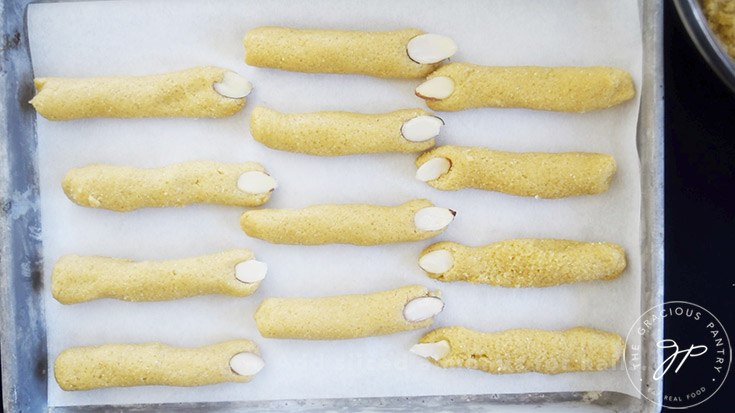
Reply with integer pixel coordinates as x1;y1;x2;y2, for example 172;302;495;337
416;157;451;181
235;260;267;283
407;34;457;64
415;76;454;100
410;340;450;360
214;72;253;99
237;171;277;194
414;207;455;231
229;352;265;376
403;296;445;322
418;249;454;273
401;115;444;142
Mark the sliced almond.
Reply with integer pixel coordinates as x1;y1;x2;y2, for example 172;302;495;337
403;296;445;322
414;207;455;231
401;115;444;142
229;352;265;376
214;72;253;99
237;171;277;194
415;76;454;100
407;34;458;64
418;249;454;274
415;157;451;182
235;260;267;283
410;340;451;360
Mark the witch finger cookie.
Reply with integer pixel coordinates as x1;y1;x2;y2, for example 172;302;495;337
250;107;442;155
52;249;266;304
63;160;276;211
244;27;456;78
254;285;444;340
411;326;625;374
32;66;252;120
240;199;454;245
418;239;626;287
415;63;635;112
415;145;616;198
55;340;264;390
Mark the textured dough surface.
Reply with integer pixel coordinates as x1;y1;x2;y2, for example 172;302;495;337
240;199;448;245
52;249;260;304
421;239;626;287
702;0;735;59
31;66;246;120
416;145;616;198
54;340;260;390
254;285;439;339
62;160;272;211
423;63;635;112
419;326;624;374
250;107;436;155
244;27;440;78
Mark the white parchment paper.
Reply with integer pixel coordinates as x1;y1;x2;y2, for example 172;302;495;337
28;0;643;406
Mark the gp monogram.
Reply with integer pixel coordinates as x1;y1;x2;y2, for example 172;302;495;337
625;301;731;409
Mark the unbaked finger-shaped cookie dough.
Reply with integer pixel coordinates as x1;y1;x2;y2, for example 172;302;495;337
250;107;442;155
244;27;456;78
411;326;624;374
55;340;264;390
419;239;626;287
52;249;266;304
415;145;616;198
254;285;444;340
240;199;454;245
415;63;635;112
62;160;276;211
31;66;252;120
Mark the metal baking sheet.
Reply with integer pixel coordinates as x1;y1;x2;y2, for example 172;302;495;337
1;0;664;411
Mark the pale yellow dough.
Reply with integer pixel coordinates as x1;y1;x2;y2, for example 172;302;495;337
52;249;261;304
244;27;440;78
250;107;436;156
55;340;260;390
419;326;624;374
240;199;449;245
416;145;616;198
701;0;735;59
420;239;626;287
254;285;439;339
31;66;246;120
422;63;635;112
62;160;272;211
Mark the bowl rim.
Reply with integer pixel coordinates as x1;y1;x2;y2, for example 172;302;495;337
674;0;735;93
